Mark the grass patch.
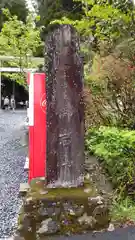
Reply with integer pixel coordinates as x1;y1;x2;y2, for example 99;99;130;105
111;197;135;224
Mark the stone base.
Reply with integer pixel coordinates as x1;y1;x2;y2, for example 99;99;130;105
17;178;110;240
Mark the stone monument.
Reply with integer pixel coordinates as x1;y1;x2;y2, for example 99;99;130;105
45;24;85;187
17;25;110;239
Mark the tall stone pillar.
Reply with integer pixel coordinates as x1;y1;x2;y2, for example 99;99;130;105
45;24;84;187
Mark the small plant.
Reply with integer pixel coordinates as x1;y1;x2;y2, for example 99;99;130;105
111;197;135;224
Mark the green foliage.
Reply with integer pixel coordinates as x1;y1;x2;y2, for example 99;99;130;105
86;126;135;196
84;50;135;128
51;0;132;42
111;197;135;223
1;9;41;56
36;0;83;35
47;0;135;130
0;9;42;86
0;0;28;29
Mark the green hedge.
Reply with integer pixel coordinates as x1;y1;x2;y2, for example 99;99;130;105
86;126;135;196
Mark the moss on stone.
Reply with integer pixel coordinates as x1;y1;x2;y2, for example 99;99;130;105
30;184;95;201
17;179;110;239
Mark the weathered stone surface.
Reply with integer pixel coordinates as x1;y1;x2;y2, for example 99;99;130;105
88;196;104;206
38;207;61;217
17;180;110;239
21;214;31;231
37;218;59;235
45;24;84;186
78;213;96;227
85;154;113;198
93;205;109;227
63;202;84;217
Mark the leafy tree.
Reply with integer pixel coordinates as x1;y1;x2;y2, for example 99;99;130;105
36;0;83;35
112;0;134;13
0;0;28;29
51;0;134;50
0;9;42;86
48;0;135;128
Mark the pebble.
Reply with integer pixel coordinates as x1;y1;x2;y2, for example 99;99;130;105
108;223;115;231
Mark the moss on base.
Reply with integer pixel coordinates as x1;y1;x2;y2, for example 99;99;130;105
18;178;110;240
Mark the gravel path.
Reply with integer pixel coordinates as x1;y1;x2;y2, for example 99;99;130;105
0;110;28;238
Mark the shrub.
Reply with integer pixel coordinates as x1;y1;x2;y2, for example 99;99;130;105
86;126;135;197
85;49;135;128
